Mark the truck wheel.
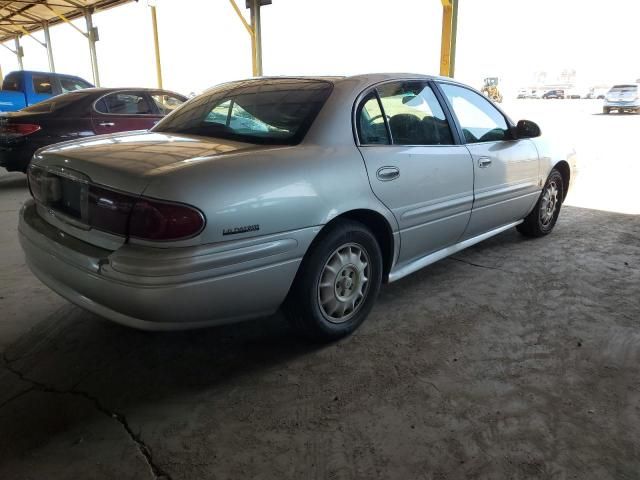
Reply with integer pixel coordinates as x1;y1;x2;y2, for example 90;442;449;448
517;169;564;238
603;107;610;114
284;220;383;341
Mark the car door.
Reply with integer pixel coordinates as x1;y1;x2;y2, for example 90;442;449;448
437;82;540;239
92;91;158;134
356;80;474;266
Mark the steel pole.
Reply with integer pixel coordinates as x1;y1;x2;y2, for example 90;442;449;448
84;9;100;86
150;6;163;89
43;22;55;72
14;36;23;70
249;0;262;76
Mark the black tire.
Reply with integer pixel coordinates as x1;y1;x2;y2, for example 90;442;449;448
603;107;610;114
517;169;564;238
284;219;383;341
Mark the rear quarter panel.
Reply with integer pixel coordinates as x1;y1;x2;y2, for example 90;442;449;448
137;144;398;249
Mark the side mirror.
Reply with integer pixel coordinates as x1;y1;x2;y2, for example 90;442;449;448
515;119;541;139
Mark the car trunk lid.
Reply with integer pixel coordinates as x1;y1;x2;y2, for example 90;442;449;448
29;131;260;249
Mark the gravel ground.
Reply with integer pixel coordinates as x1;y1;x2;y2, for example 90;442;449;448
0;100;639;479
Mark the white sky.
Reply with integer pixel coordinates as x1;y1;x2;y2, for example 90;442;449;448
0;0;638;96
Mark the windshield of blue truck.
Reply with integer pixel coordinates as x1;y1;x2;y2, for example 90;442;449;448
152;79;333;145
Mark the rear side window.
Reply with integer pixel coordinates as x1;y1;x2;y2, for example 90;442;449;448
440;83;509;143
60;77;91;93
33;75;53;94
96;92;153;115
376;81;453;146
357;92;389;145
150;93;185;114
3;73;21;91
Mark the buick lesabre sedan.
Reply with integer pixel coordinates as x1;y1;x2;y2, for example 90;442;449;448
19;74;572;340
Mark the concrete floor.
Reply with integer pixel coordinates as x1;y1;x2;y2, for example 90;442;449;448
1;101;639;479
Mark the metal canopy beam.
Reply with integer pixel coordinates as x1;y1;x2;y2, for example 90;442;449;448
439;0;458;78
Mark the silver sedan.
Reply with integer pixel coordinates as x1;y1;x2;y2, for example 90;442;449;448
19;74;573;340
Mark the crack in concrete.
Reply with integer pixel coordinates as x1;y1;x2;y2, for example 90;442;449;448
1;353;171;480
0;386;35;410
449;256;516;274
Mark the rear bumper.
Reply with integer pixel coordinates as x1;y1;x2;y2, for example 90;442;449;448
603;101;640;109
19;200;317;330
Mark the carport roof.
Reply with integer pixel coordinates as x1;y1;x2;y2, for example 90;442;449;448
0;0;130;43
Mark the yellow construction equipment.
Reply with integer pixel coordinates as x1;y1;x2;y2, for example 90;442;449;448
482;77;503;103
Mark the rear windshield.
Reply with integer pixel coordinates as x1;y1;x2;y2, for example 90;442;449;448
22;91;90;113
609;85;638;92
152;79;333;145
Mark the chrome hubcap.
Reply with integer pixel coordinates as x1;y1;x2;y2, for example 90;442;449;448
318;243;370;323
540;180;559;226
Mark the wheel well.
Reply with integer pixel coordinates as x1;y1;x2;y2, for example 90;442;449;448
325;209;395;280
554;161;571;200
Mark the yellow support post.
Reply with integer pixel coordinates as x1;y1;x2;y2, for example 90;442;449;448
150;5;163;89
228;0;258;76
228;0;269;77
439;0;458;78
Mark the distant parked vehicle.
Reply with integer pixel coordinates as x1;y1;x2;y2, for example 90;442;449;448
542;89;565;99
0;71;93;112
516;89;528;99
603;84;640;114
0;87;187;172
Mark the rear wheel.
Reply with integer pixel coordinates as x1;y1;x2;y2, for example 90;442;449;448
517;169;564;237
603;107;610;114
284;220;383;341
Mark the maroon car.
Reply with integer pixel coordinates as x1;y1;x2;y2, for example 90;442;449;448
0;87;187;172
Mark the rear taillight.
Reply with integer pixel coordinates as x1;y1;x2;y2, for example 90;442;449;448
88;185;137;236
87;185;205;241
128;199;205;241
0;123;41;140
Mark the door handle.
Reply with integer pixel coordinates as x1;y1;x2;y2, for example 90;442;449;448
478;157;492;168
99;122;115;127
376;166;400;181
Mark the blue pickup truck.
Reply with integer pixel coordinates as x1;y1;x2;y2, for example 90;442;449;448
0;70;93;112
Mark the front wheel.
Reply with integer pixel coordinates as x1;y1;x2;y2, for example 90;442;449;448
284;220;383;341
603;107;610;114
517;169;564;237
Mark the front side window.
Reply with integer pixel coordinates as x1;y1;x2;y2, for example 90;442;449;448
153;79;333;145
95;92;153;115
440;83;509;143
33;75;53;94
60;77;91;93
376;81;453;145
150;93;186;114
357;93;389;145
